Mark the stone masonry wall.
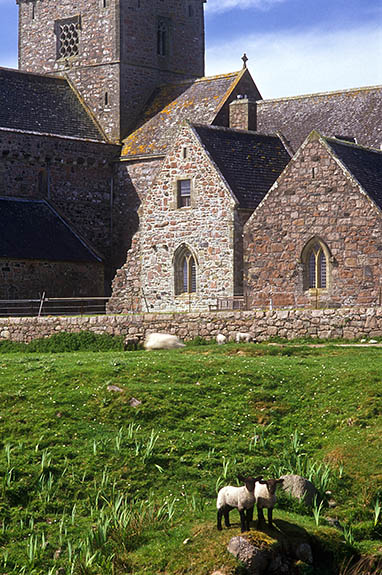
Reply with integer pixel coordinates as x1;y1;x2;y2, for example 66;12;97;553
244;134;382;309
119;123;238;312
0;129;120;288
0;259;103;300
18;0;121;141
2;308;382;343
119;0;206;136
18;0;206;141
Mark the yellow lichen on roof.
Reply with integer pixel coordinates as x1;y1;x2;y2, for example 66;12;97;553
121;70;245;158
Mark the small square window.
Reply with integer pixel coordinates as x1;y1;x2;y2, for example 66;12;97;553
177;180;191;208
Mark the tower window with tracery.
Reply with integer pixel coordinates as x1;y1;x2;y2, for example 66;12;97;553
55;16;81;60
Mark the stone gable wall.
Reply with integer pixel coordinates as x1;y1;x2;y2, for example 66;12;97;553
118;124;239;312
2;308;382;343
244;135;382;309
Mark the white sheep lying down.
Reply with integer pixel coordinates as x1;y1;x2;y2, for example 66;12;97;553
144;333;185;350
217;475;262;532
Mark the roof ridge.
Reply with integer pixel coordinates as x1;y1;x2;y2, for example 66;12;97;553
0;66;66;82
324;136;382;155
258;84;382;105
0;196;46;203
191;123;280;138
156;70;241;89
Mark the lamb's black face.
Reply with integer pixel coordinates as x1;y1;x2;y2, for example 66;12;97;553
264;478;284;494
245;477;256;492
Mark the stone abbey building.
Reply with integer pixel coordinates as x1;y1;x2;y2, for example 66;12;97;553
1;0;382;309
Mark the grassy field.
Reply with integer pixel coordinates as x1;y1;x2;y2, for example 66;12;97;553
0;339;381;574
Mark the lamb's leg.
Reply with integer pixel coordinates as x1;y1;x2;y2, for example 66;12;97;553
224;508;231;528
245;509;251;531
239;509;247;532
247;505;254;525
268;507;273;527
217;509;223;531
257;505;265;528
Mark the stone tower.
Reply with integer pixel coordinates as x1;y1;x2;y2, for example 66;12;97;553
17;0;206;142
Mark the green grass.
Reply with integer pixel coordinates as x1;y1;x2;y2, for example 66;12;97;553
0;342;381;573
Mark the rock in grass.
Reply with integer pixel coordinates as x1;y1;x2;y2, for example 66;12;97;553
295;543;313;564
227;536;269;574
107;384;124;393
129;397;142;408
280;474;318;507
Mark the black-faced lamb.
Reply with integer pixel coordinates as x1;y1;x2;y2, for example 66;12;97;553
217;475;262;532
254;478;284;527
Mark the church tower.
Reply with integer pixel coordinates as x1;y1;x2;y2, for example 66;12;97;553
17;0;206;142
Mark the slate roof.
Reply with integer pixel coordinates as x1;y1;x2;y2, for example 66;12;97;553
257;85;382;153
0;197;101;263
0;67;104;141
193;124;291;210
325;138;382;209
122;70;253;158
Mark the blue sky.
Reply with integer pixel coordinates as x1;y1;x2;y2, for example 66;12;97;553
1;0;381;98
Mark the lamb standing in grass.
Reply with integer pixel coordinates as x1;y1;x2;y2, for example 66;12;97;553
255;478;284;527
217;475;262;532
235;332;252;343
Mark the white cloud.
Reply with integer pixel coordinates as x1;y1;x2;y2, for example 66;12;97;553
206;0;287;14
206;25;382;98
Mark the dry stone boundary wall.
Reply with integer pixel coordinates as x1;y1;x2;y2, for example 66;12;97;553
1;308;382;344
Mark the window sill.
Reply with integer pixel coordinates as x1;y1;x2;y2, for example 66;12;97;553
175;293;197;299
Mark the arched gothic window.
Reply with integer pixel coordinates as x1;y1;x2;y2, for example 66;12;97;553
157;19;169;56
174;246;197;295
302;239;330;290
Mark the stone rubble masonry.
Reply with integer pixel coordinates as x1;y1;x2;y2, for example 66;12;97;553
2;307;382;343
244;133;382;309
229;98;258;131
110;123;241;312
0;128;121;287
18;0;206;141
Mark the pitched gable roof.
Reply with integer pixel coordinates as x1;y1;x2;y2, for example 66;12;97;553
122;69;261;158
257;85;382;153
324;137;382;209
192;124;291;210
0;197;101;263
0;67;104;142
